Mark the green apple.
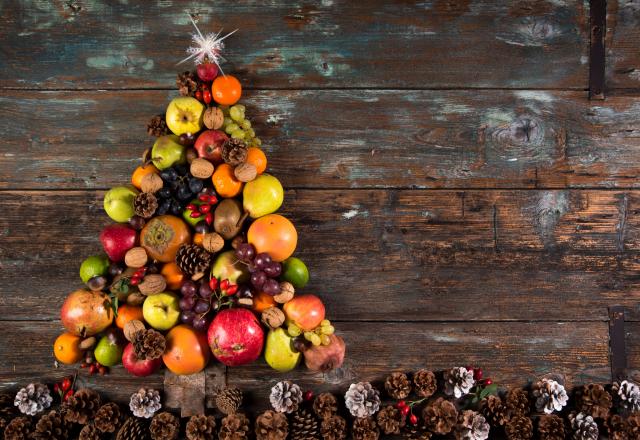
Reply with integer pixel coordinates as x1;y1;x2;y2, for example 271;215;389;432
243;174;284;218
183;199;205;227
143;292;181;331
103;185;139;223
94;334;124;367
211;250;249;284
151;135;186;170
165;96;204;136
264;328;301;372
79;255;110;284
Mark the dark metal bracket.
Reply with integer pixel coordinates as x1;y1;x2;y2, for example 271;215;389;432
609;306;627;381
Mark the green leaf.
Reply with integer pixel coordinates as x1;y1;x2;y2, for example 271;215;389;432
479;384;498;399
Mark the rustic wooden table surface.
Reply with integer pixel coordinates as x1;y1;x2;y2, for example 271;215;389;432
1;0;640;415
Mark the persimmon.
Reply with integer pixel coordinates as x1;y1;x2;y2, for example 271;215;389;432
115;304;144;329
247;214;298;262
161;262;185;290
212;75;242;105
53;332;84;365
162;325;210;375
131;164;159;189
212;164;243;198
246;147;267;175
140;215;191;262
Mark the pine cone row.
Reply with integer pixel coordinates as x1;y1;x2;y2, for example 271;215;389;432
320;415;347;440
147;115;169;137
505;414;533;440
313;393;338;420
4;416;31;440
291;408;320;440
222;138;248;166
134;193;159;219
215;387;243;415
149;412;179;440
95;402;123;433
506;388;530;417
376;405;405;435
176;71;199;97
175;244;212;277
255;410;288;440
385;372;412;400
351;417;378;440
64;388;102;425
132;329;166;361
219;413;250;440
576;383;612;419
185;414;216;440
423;397;458;435
116;417;150;440
32;410;70;440
413;369;437;398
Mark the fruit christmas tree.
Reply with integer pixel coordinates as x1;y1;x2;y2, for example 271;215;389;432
54;20;346;378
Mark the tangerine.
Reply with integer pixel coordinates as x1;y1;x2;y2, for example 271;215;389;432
212;164;243;198
247;214;298;262
53;332;84;365
212;75;242;105
246;147;267;175
115;304;145;329
131;164;159;189
161;262;185;290
162;324;210;375
252;291;277;313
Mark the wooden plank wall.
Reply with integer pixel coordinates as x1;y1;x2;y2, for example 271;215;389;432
1;0;640;413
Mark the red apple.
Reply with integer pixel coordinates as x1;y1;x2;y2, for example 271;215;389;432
207;308;264;366
100;224;136;262
122;343;162;377
194;130;228;164
283;294;326;331
61;289;114;337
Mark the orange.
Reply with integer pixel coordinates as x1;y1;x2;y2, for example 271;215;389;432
53;332;84;365
247;214;298;262
162;325;210;375
212;75;242;105
246;147;267;175
212;164;243;198
161;262;185;290
252;291;277;313
115;304;144;329
131;164;159;189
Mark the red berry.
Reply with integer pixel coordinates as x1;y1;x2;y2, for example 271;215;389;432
61;377;72;391
80;362;88;368
187;203;197;211
99;366;107;375
474;368;483;381
203;89;212;105
466;365;474;372
64;390;74;401
484;378;493;386
199;204;211;214
195;90;203;101
190;211;202;218
226;285;238;295
220;279;230;291
205;212;214;225
401;406;410;416
54;383;60;393
88;364;98;375
396;400;406;409
303;390;314;401
410;414;418;425
130;277;140;286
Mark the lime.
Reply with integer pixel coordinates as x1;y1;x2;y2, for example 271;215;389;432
79;255;110;284
94;335;124;367
281;257;309;289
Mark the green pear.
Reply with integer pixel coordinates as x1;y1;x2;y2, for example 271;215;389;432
103;186;139;223
211;251;249;284
94;335;124;367
243;174;284;218
151;135;186;170
264;328;301;372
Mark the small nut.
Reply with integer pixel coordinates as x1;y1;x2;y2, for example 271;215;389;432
190;158;215;179
124;247;148;268
231;235;245;250
261;307;285;329
234;162;257;182
138;274;167;295
203;107;224;130
202;232;225;253
274;281;295;303
124;320;146;341
141;173;163;193
126;292;146;306
79;337;97;350
238;298;254;308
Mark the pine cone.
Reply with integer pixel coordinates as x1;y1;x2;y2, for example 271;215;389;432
480;395;507;427
576;383;612;419
413;369;437;398
270;381;303;414
147;115;169;137
175;244;212;277
222;138;248;166
402;424;432;440
215;387;243;415
32;410;70;440
14;383;52;416
313;393;338;420
627;413;640;438
185;414;216;440
219;413;250;440
612;380;640;413
505;415;533;440
4;416;31;440
455;410;490;440
344;382;380;418
255;410;288;440
177;71;199;97
0;393;16;417
95;402;123;433
376;405;405;435
116;417;150;440
352;417;378;440
134;193;159;219
537;414;565;440
422;397;458;435
129;388;161;419
568;412;598;440
444;367;475;398
149;412;179;440
79;423;102;440
320;415;347;440
291;408;320;440
532;378;568;414
505;388;530;417
385;372;412;400
64;388;102;424
132;329;166;360
606;414;629;440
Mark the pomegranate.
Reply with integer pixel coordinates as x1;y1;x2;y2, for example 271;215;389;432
207;308;264;366
60;289;113;337
303;334;346;372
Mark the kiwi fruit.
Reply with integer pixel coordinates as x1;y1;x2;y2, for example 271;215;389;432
214;199;245;240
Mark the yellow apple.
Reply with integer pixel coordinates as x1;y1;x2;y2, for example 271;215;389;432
165;97;204;135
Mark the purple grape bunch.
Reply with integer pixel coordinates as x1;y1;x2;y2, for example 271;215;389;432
179;279;219;331
235;243;282;295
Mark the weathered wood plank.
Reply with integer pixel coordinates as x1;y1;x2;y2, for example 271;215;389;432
0;0;588;90
3;90;640;190
0;321;613;411
606;0;640;89
2;190;640;322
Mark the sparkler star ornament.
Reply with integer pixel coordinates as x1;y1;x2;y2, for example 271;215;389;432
179;14;237;75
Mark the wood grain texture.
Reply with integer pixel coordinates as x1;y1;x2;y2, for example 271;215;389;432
3;190;640;322
3;90;640;190
606;0;640;90
0;0;589;90
0;320;612;413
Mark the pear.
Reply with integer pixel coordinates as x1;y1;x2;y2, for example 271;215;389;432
243;174;283;218
94;334;124;367
211;250;249;284
151;135;186;170
264;328;301;372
